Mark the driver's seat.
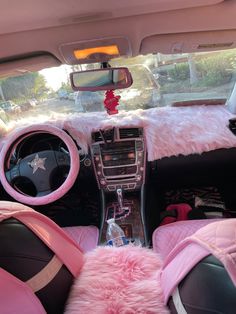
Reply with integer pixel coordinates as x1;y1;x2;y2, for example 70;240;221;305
0;201;98;314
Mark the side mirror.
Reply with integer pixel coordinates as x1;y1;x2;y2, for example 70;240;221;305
70;67;133;91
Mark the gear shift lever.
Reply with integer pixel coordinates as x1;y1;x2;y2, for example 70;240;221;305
117;188;124;210
116;188;130;212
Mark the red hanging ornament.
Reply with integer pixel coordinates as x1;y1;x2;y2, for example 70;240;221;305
104;90;121;115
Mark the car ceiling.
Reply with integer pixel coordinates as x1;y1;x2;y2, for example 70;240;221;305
0;0;236;70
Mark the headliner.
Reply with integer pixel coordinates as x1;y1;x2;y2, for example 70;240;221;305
0;0;235;69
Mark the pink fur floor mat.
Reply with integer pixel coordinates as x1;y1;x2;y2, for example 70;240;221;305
65;246;169;314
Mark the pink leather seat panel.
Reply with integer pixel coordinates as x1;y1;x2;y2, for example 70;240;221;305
153;219;219;260
63;226;99;253
0;268;46;314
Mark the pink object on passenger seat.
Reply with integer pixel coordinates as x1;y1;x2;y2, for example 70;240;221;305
159;219;236;303
63;226;99;253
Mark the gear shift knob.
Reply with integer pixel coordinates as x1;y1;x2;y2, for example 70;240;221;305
117;188;123;209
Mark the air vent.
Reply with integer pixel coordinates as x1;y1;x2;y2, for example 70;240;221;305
92;130;114;142
93;132;103;142
119;128;141;139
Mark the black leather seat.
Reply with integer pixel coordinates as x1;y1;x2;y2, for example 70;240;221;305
0;218;74;314
168;255;236;314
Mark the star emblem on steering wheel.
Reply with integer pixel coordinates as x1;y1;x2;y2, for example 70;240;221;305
28;154;47;174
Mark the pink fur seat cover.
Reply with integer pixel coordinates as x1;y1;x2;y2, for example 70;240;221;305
65;246;170;314
160;219;236;303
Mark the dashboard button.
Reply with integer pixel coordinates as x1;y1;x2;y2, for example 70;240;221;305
136;175;142;181
128;184;135;189
84;158;92;167
136;141;143;151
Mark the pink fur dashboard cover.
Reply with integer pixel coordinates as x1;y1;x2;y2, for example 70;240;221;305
2;105;236;161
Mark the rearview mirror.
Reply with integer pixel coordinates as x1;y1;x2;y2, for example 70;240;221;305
70;67;133;91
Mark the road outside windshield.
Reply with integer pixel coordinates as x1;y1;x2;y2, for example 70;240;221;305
0;49;236;123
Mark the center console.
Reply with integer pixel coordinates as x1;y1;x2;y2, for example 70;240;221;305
91;127;146;192
91;127;147;245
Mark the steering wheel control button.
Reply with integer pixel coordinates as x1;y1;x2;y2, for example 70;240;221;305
10;167;20;180
56;152;70;166
28;154;46;174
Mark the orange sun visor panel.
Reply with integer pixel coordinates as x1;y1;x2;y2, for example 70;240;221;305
59;37;131;64
74;45;119;60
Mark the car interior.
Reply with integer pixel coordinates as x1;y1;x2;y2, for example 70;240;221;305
0;1;236;313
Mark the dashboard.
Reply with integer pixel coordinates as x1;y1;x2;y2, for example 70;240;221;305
1;115;236;237
8;127;146;196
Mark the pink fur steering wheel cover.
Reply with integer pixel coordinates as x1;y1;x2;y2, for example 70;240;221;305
0;124;80;205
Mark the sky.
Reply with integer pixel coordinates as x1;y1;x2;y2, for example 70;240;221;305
40;64;71;91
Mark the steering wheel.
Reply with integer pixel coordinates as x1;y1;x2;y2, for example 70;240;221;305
0;125;80;205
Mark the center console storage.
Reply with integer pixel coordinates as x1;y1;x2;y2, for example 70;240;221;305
100;191;145;244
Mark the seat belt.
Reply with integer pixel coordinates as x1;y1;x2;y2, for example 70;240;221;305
26;254;63;292
172;288;188;314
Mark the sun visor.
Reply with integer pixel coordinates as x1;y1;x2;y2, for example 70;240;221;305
59;37;131;64
0;54;61;78
140;30;236;55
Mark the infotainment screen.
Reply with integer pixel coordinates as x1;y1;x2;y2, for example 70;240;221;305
101;141;136;166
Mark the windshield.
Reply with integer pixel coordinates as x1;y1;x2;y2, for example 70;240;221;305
0;49;236;123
